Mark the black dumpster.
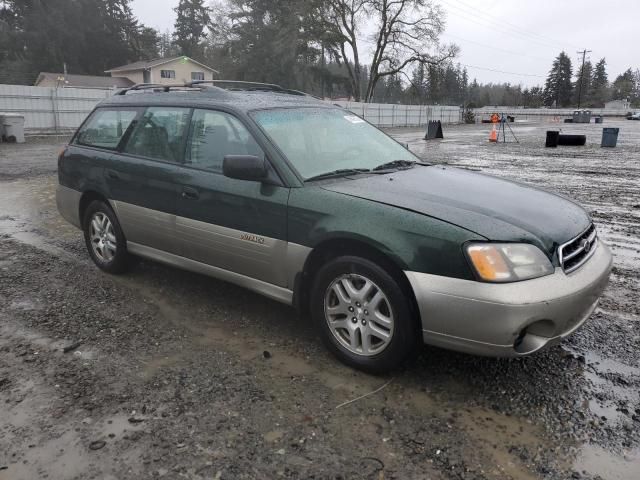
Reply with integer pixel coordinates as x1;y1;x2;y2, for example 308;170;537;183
594;116;603;124
558;134;587;146
601;127;619;147
545;131;560;147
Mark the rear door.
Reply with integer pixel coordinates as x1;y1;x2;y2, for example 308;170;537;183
105;106;191;254
67;107;139;195
175;108;290;286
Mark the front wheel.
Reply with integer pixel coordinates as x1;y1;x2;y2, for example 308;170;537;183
310;256;419;373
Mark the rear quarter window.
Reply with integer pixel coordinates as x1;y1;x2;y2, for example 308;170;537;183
76;109;137;149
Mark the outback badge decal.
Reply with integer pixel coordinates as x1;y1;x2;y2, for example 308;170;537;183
240;233;265;245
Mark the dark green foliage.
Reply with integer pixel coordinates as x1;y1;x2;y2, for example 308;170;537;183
173;0;210;58
0;0;160;84
544;51;573;107
611;68;640;106
589;58;609;107
573;60;592;107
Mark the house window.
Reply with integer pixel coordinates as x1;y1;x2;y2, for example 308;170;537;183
191;72;205;81
160;70;176;79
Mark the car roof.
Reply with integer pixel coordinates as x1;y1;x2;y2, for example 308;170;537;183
99;86;332;114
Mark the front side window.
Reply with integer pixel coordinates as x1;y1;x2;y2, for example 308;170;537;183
123;107;190;162
191;71;205;81
76;109;137;149
186;109;264;173
160;70;176;79
252;108;418;180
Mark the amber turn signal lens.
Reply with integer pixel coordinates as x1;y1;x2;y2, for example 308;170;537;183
467;245;511;281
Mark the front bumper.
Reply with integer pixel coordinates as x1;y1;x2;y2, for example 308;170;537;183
405;241;612;357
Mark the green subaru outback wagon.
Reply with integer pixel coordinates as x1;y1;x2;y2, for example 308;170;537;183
57;81;612;373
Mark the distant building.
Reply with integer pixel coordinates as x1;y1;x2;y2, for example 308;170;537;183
105;56;219;85
35;72;134;89
605;99;630;110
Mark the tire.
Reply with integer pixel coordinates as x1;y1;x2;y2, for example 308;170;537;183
82;200;130;274
310;255;419;374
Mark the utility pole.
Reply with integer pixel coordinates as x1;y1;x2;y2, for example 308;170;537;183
576;49;592;109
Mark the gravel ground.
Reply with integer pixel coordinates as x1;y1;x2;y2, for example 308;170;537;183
0;119;639;479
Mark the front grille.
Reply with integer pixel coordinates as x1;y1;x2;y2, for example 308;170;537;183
558;223;597;273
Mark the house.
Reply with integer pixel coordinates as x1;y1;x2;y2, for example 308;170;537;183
605;99;630;110
105;56;219;85
35;72;134;89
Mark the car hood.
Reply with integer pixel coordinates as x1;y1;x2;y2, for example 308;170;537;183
321;166;591;257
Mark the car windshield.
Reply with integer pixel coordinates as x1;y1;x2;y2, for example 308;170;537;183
252;107;420;180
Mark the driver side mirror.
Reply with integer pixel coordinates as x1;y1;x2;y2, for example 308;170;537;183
222;155;267;182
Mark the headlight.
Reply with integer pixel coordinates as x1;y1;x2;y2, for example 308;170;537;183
466;243;554;282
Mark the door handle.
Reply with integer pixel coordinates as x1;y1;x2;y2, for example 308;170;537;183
106;170;120;180
181;187;199;200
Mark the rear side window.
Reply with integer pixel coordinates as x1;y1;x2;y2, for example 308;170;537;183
76;109;137;149
123;107;191;163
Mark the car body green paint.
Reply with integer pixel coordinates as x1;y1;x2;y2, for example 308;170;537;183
287;185;483;280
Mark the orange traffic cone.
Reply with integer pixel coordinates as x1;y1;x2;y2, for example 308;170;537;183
489;124;498;142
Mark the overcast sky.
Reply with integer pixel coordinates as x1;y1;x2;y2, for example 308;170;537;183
131;0;639;87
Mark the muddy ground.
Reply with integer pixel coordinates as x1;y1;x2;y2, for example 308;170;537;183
0;120;638;480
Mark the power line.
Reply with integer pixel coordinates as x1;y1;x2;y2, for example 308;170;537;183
449;0;583;51
461;63;546;78
356;36;547;80
440;0;575;52
441;32;549;61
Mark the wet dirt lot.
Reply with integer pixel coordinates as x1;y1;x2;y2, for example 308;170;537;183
0;121;639;479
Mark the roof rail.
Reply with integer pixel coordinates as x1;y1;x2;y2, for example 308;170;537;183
115;80;314;98
115;82;227;95
189;80;309;96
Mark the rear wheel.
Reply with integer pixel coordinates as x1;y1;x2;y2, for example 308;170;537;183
83;200;130;274
311;255;418;373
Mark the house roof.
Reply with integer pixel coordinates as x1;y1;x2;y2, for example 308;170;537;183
35;72;135;88
105;56;219;74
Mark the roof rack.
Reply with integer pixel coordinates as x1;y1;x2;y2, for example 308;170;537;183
115;83;221;95
189;80;310;96
116;80;315;98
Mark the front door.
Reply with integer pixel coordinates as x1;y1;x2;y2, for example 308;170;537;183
175;108;289;286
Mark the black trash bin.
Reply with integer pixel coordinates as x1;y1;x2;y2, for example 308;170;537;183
545;131;560;147
595;116;603;124
601;127;619;147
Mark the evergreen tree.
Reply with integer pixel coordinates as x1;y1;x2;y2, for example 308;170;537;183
0;0;158;84
544;51;573;107
611;69;635;101
573;60;592;107
173;0;211;58
408;63;427;104
589;58;609;107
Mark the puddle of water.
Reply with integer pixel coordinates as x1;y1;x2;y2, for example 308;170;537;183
405;388;544;480
0;429;90;480
574;444;640;480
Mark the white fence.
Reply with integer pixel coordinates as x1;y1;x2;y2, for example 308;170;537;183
334;101;462;127
0;84;463;133
0;84;115;132
473;107;630;123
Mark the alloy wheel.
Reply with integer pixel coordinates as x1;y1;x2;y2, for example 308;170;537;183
89;212;117;262
324;274;394;356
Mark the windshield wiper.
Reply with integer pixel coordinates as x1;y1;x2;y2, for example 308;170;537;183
372;159;423;171
305;168;372;182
